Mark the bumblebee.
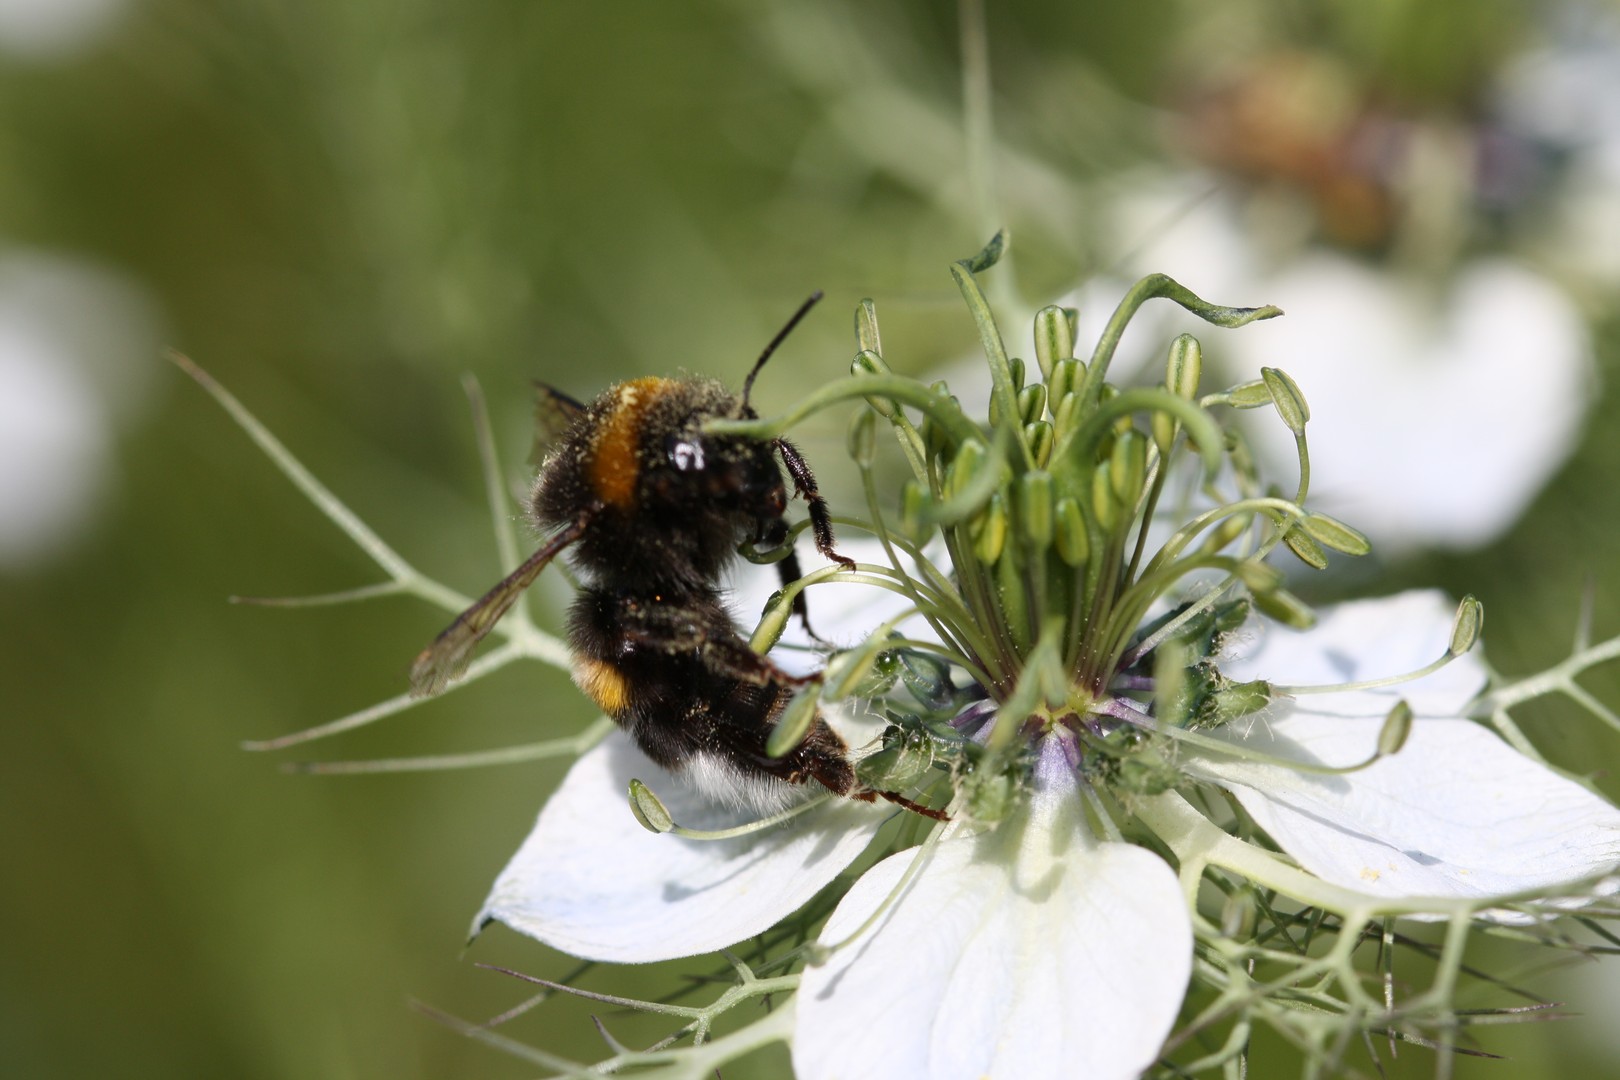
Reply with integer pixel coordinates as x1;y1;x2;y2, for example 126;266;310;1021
410;294;941;818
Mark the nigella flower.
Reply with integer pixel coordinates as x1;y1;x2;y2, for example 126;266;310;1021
469;238;1620;1077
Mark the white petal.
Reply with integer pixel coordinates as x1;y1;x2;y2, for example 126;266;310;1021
474;732;887;962
1188;714;1620;902
796;748;1191;1080
1221;590;1486;716
1189;593;1620;902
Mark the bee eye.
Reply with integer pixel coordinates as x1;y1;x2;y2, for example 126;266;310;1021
667;436;706;472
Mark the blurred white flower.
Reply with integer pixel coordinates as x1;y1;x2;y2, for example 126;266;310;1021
1108;175;1593;552
0;0;129;59
0;251;160;569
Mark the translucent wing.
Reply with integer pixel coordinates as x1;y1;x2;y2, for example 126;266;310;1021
408;516;588;697
530;382;587;466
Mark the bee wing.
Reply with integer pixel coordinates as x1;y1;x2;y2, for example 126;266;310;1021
529;382;587;466
408;517;587;697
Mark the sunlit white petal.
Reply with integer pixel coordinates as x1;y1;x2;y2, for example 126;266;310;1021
1188;591;1620;902
1189;715;1620;901
1219;589;1485;715
796;746;1190;1080
474;732;886;963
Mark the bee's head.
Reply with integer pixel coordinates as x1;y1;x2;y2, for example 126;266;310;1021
660;425;787;522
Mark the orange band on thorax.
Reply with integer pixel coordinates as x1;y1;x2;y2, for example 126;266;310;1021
588;377;667;509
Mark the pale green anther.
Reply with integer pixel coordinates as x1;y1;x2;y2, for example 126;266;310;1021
945;439;989;501
1260;367;1309;433
1025;420;1053;468
766;687;822;758
1151;410;1177;457
1235;560;1285;592
973;493;1009;564
1221;889;1257;939
855;298;883;356
1009;357;1026;393
1377;700;1414;757
1049;357;1082;404
1091;464;1118;530
1253;587;1316;629
960;229;1007;273
1052;392;1081;439
1018;383;1046;426
1109;429;1146;506
1033;304;1076;381
1303;512;1372;556
1199;513;1250;555
748;588;795;653
847;409;877;468
1054;496;1089;566
901;480;929;543
851;350;898;419
1449;595;1484;656
1226;380;1273;409
1019;470;1056;550
629;779;674;834
823;642;882;701
1154;638;1191;728
850;349;889;377
1166;333;1203;399
1283;525;1329;570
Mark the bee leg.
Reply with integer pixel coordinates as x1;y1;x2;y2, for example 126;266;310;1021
617;623;820;688
698;635;822;688
776;438;856;571
753;517;827;643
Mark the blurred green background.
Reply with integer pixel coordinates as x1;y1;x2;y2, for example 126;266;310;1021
4;1;1620;1076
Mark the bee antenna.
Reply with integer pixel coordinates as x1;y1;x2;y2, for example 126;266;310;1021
741;290;823;410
